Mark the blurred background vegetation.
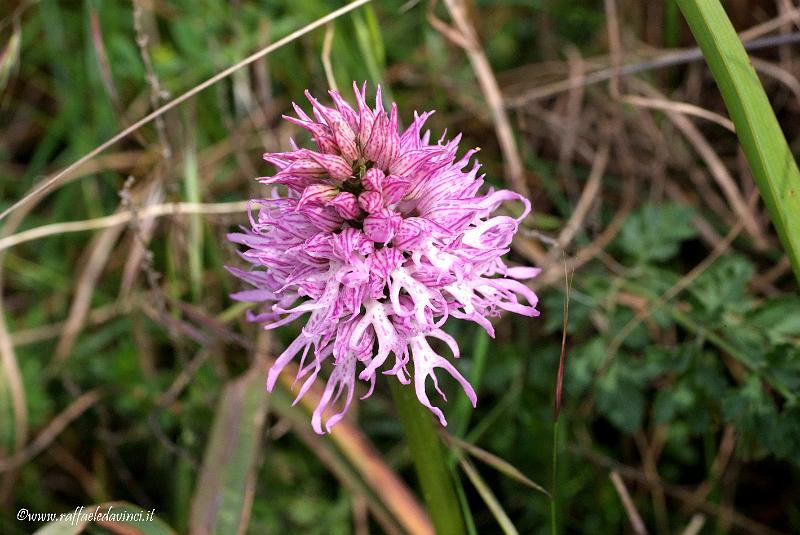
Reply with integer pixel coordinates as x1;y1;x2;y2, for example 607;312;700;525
1;0;799;533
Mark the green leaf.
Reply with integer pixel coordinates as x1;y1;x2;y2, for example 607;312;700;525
748;297;800;344
724;382;800;463
188;362;269;535
688;254;754;317
721;377;786;459
32;519;88;535
95;503;177;535
566;339;606;395
677;0;800;284
595;362;645;434
617;202;696;263
444;433;550;498
652;385;695;425
765;346;800;393
648;349;723;432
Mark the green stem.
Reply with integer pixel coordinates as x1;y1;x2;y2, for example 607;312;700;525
390;380;467;535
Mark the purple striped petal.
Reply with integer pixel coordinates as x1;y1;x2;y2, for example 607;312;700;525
362;167;385;191
297;184;339;209
382;174;411;204
363;208;402;244
358;191;383;214
306;152;353;180
327;192;360;220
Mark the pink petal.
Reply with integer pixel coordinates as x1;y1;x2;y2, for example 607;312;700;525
358;191;384;214
362;167;385;191
306;152;354;180
382;174;412;204
327;192;360;220
409;335;476;427
297;184;339;209
363;208;402;244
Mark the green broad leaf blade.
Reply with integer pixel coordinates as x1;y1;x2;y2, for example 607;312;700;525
452;326;490;437
748;297;800;344
189;362;269;535
765;346;800;393
719;377;800;463
677;0;800;284
267;385;407;535
183;124;204;303
0;366;15;454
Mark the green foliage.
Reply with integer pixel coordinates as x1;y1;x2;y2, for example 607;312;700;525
689;254;754;317
617;202;696;263
568;203;800;464
3;0;800;534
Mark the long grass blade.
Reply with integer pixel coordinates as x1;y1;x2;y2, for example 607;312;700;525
0;22;20;93
458;456;520;535
443;432;550;498
677;0;800;284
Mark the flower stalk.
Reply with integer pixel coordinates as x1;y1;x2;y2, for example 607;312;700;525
390;380;467;535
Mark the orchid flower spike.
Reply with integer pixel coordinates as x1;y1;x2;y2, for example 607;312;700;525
228;84;540;433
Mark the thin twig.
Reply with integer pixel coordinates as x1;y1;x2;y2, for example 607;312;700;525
633;80;767;248
531;180;636;288
750;56;800;102
681;515;706;535
133;0;172;161
441;431;551;497
557;45;587;193
610;471;649;535
11;302;126;347
0;183;36;500
552;142;609;254
322;23;339;92
54;223;125;362
438;0;529;196
459;456;520;535
685;426;736;510
604;0;622;98
0;200;250;252
0;389;104;472
620;95;735;131
574;446;785;535
506;31;800;106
